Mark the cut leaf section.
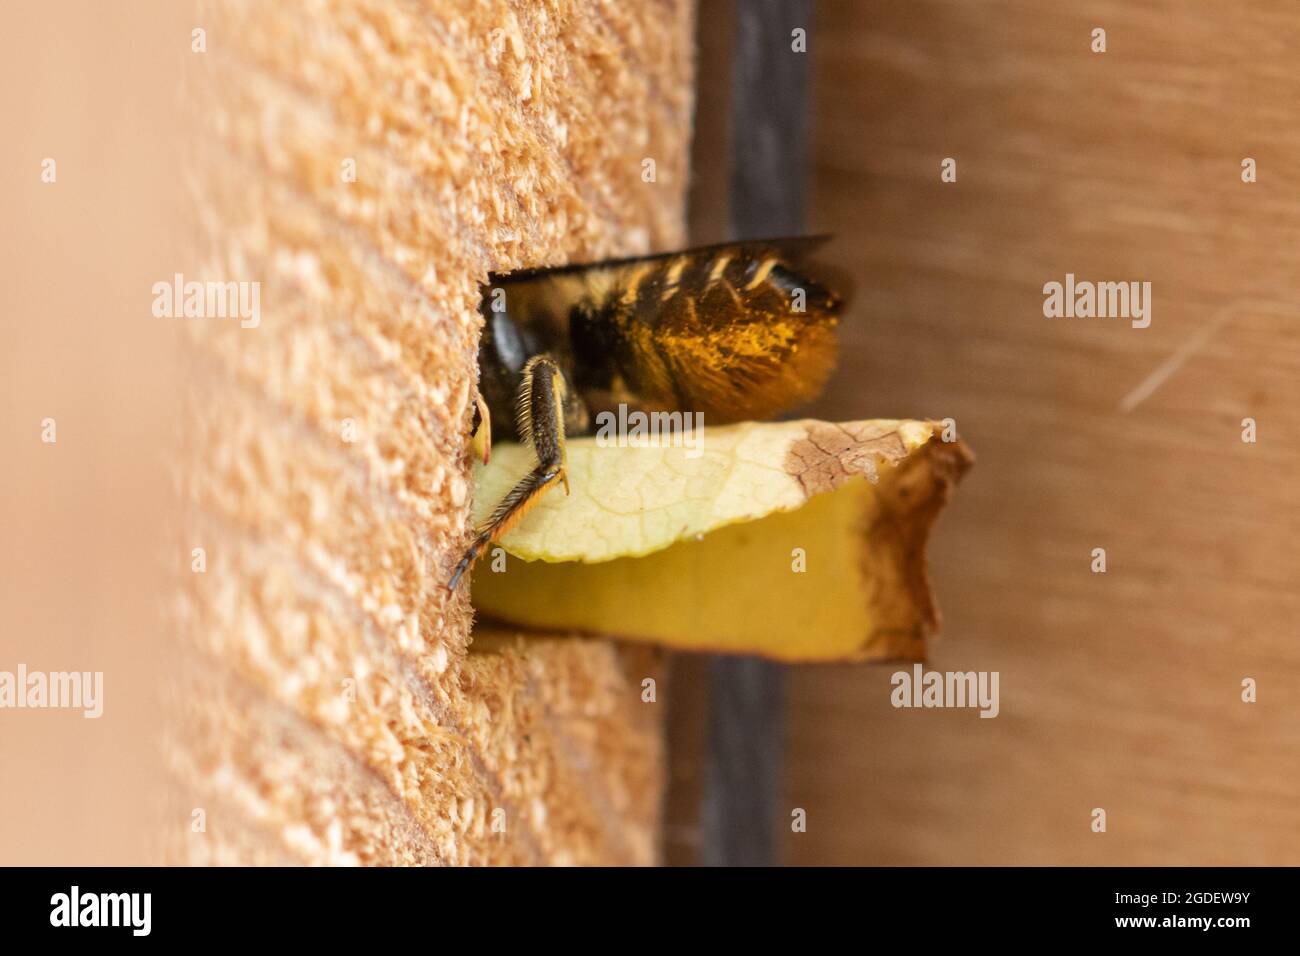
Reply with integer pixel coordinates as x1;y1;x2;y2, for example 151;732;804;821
470;420;972;662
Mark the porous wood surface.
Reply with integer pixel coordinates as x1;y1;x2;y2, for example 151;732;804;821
172;0;694;865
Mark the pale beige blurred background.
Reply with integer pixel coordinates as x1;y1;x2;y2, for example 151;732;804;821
0;1;192;864
783;0;1300;864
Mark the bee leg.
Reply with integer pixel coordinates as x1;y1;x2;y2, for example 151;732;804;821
445;463;564;590
446;355;570;590
471;390;492;465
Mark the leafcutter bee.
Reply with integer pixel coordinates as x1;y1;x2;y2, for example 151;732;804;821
447;237;846;589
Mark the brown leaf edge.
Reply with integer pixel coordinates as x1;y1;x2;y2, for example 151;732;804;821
784;422;974;663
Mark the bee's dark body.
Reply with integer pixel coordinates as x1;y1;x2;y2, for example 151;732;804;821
450;237;845;589
477;291;589;442
476;237;844;441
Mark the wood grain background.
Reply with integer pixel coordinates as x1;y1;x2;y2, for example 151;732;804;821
783;0;1300;865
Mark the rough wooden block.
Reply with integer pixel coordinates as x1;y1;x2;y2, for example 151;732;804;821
171;0;694;866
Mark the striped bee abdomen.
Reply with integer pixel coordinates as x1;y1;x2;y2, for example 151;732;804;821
576;238;844;422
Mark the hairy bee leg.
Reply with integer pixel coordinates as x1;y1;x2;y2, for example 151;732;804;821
446;355;570;590
471;390;492;465
445;464;564;590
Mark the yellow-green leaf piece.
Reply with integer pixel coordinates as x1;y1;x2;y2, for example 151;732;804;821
470;419;972;662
